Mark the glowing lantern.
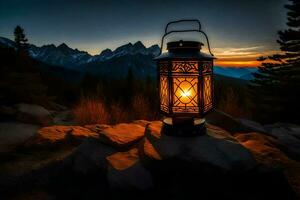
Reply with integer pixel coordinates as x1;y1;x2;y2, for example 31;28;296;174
154;20;215;135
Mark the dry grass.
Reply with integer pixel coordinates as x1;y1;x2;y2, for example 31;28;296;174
72;98;110;125
110;102;130;124
131;95;151;120
72;95;159;125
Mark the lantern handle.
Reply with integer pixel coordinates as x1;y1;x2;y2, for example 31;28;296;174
164;19;202;34
160;19;214;56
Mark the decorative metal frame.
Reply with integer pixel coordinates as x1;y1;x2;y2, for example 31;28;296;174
157;19;215;118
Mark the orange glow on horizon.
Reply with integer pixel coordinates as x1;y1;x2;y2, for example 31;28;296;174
215;60;260;67
213;47;279;67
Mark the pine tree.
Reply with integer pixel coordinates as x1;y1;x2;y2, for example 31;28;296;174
249;0;300;124
14;25;29;52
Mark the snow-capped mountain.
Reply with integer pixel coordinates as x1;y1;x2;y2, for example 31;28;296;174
89;42;160;63
0;36;257;80
29;43;93;69
0;37;160;70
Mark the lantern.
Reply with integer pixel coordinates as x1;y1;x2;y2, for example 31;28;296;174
154;20;215;136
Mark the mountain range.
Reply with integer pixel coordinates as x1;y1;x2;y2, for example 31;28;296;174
0;36;257;80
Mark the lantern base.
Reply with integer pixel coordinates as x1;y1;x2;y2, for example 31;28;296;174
162;117;206;136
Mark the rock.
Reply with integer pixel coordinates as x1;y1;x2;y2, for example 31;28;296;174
15;103;53;125
31;126;72;145
107;148;139;170
106;148;153;193
235;132;300;197
264;123;300;140
239;119;267;133
84;124;111;133
144;121;257;172
235;132;284;166
263;124;300;160
27;125;99;146
1;120;298;199
139;138;162;162
98;123;145;149
206;110;250;133
71;126;99;139
206;123;236;141
68;139;116;174
237;121;300;161
0;122;40;152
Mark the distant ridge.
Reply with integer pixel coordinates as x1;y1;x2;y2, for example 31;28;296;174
0;36;257;80
0;37;160;70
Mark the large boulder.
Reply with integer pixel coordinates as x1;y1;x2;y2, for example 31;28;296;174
15;103;53;126
143;121;257;172
0;122;39;152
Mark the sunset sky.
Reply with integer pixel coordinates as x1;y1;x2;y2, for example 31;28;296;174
0;0;287;67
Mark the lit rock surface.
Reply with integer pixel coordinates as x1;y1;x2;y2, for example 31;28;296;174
107;148;139;170
26;125;99;146
139;138;162;161
98;123;145;149
238;119;300;160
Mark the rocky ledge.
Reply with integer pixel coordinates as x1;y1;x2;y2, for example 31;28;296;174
0;112;300;199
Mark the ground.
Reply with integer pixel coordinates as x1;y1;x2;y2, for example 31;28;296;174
0;111;300;199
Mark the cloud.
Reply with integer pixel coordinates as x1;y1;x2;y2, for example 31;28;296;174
214;46;264;57
212;46;279;67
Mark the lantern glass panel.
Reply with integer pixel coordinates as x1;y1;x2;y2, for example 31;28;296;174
172;60;200;114
173;77;198;106
203;75;212;112
160;76;169;113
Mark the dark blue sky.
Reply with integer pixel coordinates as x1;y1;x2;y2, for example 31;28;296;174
0;0;287;66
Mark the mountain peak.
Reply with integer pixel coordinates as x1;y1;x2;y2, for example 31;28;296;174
100;48;113;57
133;41;145;48
58;43;70;49
57;43;75;55
114;42;133;54
42;44;56;48
147;44;160;56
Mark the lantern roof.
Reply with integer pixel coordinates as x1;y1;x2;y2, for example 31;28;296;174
154;40;216;61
